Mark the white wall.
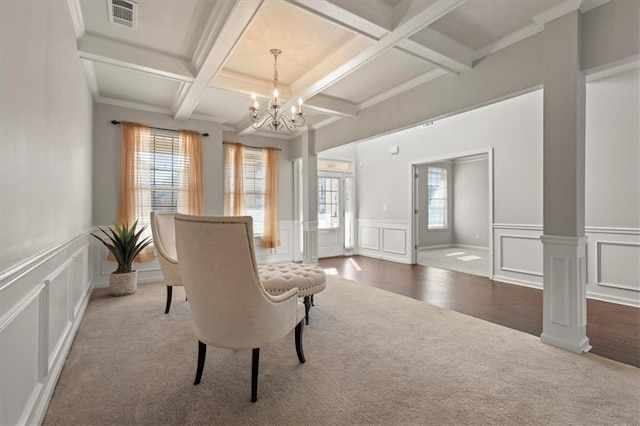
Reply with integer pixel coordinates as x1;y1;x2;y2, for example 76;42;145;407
453;158;489;247
0;2;94;424
91;104;298;284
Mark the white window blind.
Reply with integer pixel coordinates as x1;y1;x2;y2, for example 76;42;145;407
242;148;266;236
318;177;340;229
427;167;448;229
134;129;188;227
224;146;267;236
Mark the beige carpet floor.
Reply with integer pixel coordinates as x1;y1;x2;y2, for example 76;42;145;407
44;276;639;425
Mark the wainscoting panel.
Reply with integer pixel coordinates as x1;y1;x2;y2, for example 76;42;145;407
382;228;406;255
499;235;543;277
493;224;640;307
47;262;71;367
597;242;640;292
0;289;42;426
357;220;411;264
493;225;543;289
0;231;93;425
255;221;295;264
587;229;640;306
359;226;380;251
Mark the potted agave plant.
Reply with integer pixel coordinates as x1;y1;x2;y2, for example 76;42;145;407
92;221;153;296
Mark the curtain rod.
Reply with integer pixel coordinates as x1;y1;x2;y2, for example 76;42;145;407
223;141;282;151
110;120;209;137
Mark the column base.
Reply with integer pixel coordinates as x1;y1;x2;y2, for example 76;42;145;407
540;235;590;354
540;333;592;354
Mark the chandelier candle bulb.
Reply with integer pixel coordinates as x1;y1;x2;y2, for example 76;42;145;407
291;106;296;119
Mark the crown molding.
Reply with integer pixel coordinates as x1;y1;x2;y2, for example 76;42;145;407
66;0;85;39
95;96;174;116
82;60;99;97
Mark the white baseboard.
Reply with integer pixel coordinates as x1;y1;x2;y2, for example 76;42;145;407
355;251;413;265
418;244;454;251
492;274;543;290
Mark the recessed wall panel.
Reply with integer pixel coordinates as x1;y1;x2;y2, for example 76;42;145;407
48;267;70;361
0;297;41;426
598;242;640;291
382;228;406;255
359;226;380;251
500;235;543;276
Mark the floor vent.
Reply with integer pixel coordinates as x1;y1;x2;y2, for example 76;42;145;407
108;0;137;29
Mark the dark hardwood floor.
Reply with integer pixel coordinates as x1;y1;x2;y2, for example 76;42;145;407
318;256;640;368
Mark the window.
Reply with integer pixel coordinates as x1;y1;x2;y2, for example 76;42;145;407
242;148;266;236
318;177;340;229
427;167;448;229
134;129;188;228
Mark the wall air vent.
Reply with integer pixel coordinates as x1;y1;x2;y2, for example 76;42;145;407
108;0;137;29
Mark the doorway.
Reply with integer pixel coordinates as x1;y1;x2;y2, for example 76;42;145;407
410;149;493;278
317;163;355;258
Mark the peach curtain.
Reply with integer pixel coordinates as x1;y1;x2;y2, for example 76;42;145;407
260;147;279;248
115;121;155;262
178;130;203;215
224;142;244;216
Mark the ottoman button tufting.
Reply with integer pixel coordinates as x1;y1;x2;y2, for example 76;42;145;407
259;263;327;325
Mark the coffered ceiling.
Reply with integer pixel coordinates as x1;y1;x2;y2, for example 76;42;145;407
69;0;608;139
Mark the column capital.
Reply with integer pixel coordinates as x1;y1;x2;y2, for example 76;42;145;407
540;235;588;246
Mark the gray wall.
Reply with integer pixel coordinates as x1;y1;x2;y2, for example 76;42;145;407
585;67;639;228
356;90;542;226
453;158;489;247
0;1;94;270
92;104;295;226
417;162;454;247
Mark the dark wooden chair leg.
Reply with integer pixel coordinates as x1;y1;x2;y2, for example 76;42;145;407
194;341;206;385
311;294;315;306
165;286;173;314
251;348;260;402
303;296;311;325
295;321;305;363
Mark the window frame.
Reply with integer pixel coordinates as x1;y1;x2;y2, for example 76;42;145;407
427;166;448;230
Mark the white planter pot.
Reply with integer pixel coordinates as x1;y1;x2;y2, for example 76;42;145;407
109;271;138;296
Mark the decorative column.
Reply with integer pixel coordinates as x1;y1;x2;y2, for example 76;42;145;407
301;129;318;264
540;10;590;353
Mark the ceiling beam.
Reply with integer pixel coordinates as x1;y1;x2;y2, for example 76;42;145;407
172;0;263;121
289;0;471;72
235;0;465;135
78;34;195;83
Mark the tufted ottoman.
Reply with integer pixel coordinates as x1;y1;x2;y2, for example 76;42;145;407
259;263;326;324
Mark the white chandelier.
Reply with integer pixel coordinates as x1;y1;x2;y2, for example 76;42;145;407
249;49;305;132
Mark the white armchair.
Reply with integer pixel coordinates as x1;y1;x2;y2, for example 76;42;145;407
150;212;183;314
174;214;306;402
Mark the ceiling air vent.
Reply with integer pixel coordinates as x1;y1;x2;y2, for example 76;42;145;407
108;0;137;29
